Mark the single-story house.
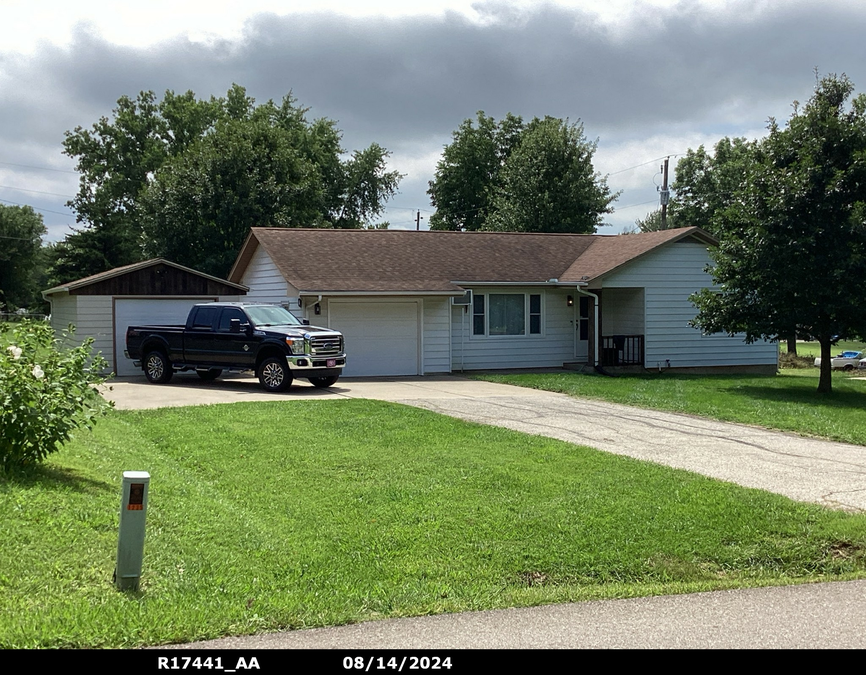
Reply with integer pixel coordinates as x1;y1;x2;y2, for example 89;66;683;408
228;226;778;377
43;259;247;376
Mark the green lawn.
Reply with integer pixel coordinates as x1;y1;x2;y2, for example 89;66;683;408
781;340;866;357
475;370;866;447
2;399;865;648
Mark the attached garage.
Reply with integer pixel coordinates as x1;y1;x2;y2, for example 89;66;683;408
43;259;247;376
329;300;421;377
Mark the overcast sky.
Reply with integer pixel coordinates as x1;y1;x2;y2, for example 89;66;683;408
1;0;864;242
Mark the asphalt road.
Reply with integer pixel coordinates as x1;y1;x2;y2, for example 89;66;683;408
170;579;866;649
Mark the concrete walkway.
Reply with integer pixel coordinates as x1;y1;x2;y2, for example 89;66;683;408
105;373;866;512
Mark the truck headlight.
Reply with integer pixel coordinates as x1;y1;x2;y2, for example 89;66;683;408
285;338;306;355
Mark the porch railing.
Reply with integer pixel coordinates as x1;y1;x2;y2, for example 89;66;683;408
601;335;644;366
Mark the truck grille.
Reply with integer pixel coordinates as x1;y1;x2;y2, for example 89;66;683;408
310;335;343;356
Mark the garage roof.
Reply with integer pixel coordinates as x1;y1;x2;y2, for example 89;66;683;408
43;258;249;297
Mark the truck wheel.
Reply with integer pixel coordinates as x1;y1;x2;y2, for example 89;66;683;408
144;351;173;384
258;357;292;392
196;369;222;381
309;376;339;388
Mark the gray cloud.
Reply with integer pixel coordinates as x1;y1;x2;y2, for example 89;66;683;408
1;1;864;238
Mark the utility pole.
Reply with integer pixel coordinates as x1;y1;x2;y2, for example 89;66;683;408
415;210;423;231
660;157;670;228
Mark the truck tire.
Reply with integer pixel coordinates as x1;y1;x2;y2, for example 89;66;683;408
258;356;292;392
196;369;222;381
144;350;173;384
309;376;339;388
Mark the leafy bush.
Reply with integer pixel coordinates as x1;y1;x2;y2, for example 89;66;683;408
0;320;112;470
779;351;814;369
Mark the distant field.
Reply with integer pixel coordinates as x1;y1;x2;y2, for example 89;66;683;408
782;340;866;357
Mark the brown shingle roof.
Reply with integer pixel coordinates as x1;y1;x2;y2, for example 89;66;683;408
229;227;715;293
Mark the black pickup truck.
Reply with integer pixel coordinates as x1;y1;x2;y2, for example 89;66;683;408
124;303;346;392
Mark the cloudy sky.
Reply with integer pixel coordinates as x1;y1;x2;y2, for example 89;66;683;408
1;0;864;242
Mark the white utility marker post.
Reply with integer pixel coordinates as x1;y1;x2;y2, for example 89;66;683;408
115;471;150;591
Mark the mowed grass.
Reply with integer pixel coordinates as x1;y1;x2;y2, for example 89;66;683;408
476;370;866;447
2;400;866;648
781;340;866;357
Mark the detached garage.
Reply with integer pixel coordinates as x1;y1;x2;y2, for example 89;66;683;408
43;259;247;376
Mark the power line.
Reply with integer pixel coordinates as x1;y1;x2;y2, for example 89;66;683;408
614;199;662;211
0;185;76;199
606;154;684;177
0;160;77;175
0;198;75;218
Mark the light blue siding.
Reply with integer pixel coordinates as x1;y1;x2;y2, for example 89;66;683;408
451;287;576;371
597;240;777;368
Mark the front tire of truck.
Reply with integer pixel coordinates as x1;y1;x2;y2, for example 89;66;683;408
258;356;292;392
309;376;339;388
144;350;173;384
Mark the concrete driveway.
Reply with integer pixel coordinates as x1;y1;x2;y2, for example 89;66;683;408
104;373;866;512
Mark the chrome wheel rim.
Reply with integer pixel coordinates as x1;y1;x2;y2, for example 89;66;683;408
146;356;164;380
262;362;284;388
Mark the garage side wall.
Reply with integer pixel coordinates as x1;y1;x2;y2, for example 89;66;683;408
67;295;114;371
597;240;778;368
49;293;78;347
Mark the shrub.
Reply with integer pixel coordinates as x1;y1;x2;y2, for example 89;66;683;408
0;320;112;470
779;351;815;369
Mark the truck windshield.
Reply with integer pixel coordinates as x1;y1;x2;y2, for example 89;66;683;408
245;306;303;327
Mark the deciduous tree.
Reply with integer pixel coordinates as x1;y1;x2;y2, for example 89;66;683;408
691;74;866;393
58;85;401;281
486;117;617;233
0;204;47;311
428;112;524;231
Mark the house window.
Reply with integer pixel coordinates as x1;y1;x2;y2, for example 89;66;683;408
473;293;485;335
529;294;542;334
473;293;542;336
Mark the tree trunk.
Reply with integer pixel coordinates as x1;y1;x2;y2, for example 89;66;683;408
817;337;833;394
787;334;797;356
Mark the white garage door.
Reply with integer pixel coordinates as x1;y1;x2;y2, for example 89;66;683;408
329;301;419;377
113;298;215;376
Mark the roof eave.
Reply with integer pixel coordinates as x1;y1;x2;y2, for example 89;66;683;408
298;289;464;297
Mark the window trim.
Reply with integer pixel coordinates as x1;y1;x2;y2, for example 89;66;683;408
471;292;544;338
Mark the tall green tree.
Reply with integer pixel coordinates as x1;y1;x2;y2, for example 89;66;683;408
61;90;217;278
669;137;756;235
428;112;525;231
486;117;616;233
428;113;615;233
59;85;401;281
0;204;47;311
634;209;679;232
691;74;866;394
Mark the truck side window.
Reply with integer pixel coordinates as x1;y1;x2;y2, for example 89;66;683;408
218;308;246;332
192;307;220;330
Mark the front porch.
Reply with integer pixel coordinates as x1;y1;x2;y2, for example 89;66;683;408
571;287;646;368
